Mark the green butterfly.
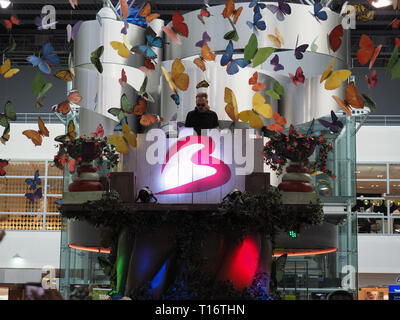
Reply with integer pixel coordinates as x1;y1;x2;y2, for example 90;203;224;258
31;71;53;100
386;46;400;80
224;18;239;42
91;45;104;74
361;93;376;112
244;33;275;68
266;80;285;100
270;253;287;293
139;76;155;103
0;123;10;145
108;94;133;121
310;36;318;53
0;101;17;129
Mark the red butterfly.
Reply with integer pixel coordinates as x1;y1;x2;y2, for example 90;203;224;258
119;68;127;88
267;112;287;132
289;67;305;86
365;69;377;89
396;37;400;48
4;16;20;30
162;11;189;45
248;72;266;92
0;159;8;176
139;58;156;75
328;24;343;53
393;19;400;29
197;7;211;24
90;124;104;138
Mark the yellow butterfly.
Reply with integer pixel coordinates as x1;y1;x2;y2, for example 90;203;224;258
107;122;137;154
55;52;75;82
224;87;239;122
239;92;272;129
161;58;189;94
268;28;284;48
0;58;20;79
320;57;352;90
110;35;133;59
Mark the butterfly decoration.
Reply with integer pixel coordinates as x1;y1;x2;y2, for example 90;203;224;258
139;58;156;76
90;124;104;138
119;0;129;19
4;16;20;30
289;67;305;86
25;170;41;190
193;43;216;72
25;187;43;204
320;57;351;90
249;0;266;13
55;120;77;143
114;117;128;132
386;46;400;79
162;11;189;45
246;7;266;35
133;97;148;117
309;2;328;23
0;58;19;79
266;0;291;21
161;58;189;105
90;45;104;73
270;54;284;72
353;4;374;22
328;25;343;53
366;70;377;89
138;2;160;23
0;124;10;145
318;111;343;133
239;92;272;129
0;101;17;129
54;52;75;82
196;79;210;89
138;76;155;103
249;72;266;92
221;40;250;75
140;114;163;127
294;35;308;60
195;32;211;48
396;38;400;49
222;0;243;24
119;68;127;88
361;93;376;112
111;35;134;59
66;20;83;43
266;80;284;100
0;159;8;176
31;72;52;107
121;19;129;35
356;34;382;69
27;42;60;75
267;112;287;132
224;87;239;122
244;33;275;68
3;35;16;54
332;82;365;116
107;122;137;154
310;36;318;52
198;0;211;24
131;26;162;59
392;19;400;29
52;89;82;115
35;13;58;30
268;28;284;48
69;0;78;9
22;116;50;146
108;94;133;121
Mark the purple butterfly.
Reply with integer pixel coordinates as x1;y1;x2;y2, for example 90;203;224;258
318;111;343;133
294;35;309;60
121;19;129;35
195;31;211;48
270;54;284;72
66;20;83;43
266;0;291;21
25;187;43;203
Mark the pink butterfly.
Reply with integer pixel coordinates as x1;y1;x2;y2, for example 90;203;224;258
90;124;104;138
289;67;305;86
365;69;377;89
119;68;127;88
69;0;78;9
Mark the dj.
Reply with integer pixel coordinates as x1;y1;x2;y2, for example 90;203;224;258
184;92;219;135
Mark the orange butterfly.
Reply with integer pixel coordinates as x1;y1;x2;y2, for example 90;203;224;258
222;0;243;24
332;81;365;116
139;2;160;23
119;0;129;19
267;112;286;132
119;68;127;88
328;24;343;53
52;89;82;115
140;114;163;127
4;16;20;30
162;11;189;45
248;72;266;92
356;34;382;69
193;43;216;72
22;116;49;146
133;97;147;116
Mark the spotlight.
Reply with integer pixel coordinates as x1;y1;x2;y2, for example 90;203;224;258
0;1;11;9
222;188;243;203
135;187;158;203
370;0;391;8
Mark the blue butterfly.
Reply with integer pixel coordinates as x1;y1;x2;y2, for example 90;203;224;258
25;187;43;203
171;93;180;106
249;0;266;13
27;42;60;74
220;41;250;75
131;26;162;59
25;170;41;190
246;10;266;35
306;119;324;137
309;2;328;23
114;117;128;131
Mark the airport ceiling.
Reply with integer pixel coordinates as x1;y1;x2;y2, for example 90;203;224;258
0;0;398;67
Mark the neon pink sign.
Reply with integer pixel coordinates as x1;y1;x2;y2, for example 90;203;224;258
156;136;231;195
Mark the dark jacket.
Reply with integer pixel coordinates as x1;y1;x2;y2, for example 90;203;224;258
184;107;219;135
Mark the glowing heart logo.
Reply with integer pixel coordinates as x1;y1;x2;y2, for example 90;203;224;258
156;136;231;195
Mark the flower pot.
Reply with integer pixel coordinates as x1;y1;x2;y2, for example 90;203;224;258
68;162;103;192
278;162;314;193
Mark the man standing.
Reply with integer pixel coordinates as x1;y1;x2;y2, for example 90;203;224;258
184;92;219;135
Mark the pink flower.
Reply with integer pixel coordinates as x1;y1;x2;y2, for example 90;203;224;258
77;157;82;162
